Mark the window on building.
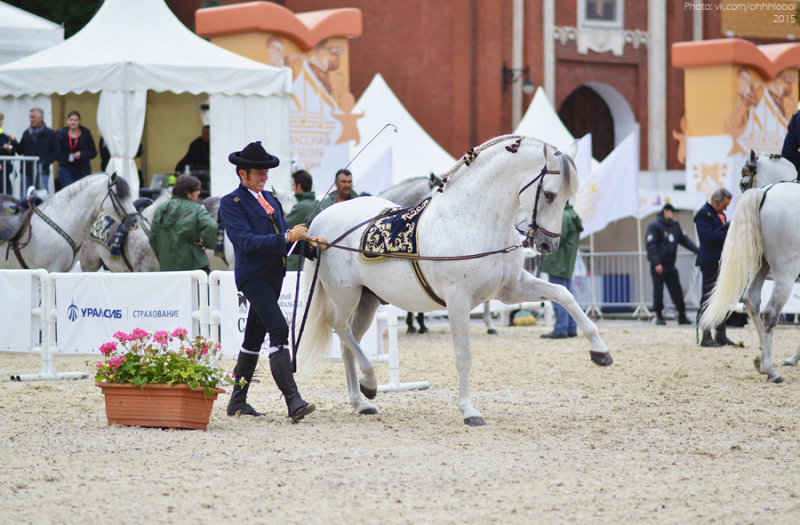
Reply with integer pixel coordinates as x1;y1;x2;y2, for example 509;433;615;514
578;0;624;30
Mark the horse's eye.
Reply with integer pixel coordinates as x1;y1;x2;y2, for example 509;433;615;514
543;191;556;202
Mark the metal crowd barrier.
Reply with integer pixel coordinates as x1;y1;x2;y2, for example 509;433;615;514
0;155;45;199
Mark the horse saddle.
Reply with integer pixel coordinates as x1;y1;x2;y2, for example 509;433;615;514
360;197;431;259
89;212;126;259
0;195;35;242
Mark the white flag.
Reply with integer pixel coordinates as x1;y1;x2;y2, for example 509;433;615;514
574;126;640;238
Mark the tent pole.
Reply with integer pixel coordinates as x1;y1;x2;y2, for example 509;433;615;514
632;215;651;320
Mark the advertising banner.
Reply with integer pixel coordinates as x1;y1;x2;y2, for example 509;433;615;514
55;272;196;354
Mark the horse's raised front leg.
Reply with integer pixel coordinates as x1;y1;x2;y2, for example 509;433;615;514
444;294;484;426
497;271;612;366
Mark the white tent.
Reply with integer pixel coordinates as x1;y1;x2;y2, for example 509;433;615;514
0;0;293;197
0;2;63;66
350;74;455;194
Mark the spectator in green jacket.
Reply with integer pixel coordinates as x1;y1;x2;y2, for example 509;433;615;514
148;175;218;272
539;202;583;339
285;169;320;271
318;168;359;211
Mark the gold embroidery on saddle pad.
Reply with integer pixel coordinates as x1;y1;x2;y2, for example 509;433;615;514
360;197;431;260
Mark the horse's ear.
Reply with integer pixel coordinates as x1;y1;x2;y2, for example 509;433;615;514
110;172;118;182
566;140;579;160
750;150;757;162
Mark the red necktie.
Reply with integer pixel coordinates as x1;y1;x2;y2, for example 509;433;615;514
255;193;274;215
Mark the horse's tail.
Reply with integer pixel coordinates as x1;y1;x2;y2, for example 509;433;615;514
699;188;764;329
295;266;334;376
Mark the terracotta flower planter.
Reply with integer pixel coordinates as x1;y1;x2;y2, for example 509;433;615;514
97;383;225;431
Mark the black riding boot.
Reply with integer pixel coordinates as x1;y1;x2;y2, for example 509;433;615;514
416;312;428;334
406;312;417;334
269;347;315;423
677;309;692;325
655;311;666;325
715;324;737;346
227;350;264;416
700;330;722;347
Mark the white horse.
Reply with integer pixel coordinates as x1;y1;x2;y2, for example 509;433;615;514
298;134;612;426
739;149;796;192
79;193;165;272
0;173;137;271
700;181;800;383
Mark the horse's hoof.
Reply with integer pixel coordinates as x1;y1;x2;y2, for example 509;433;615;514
781;361;795;367
359;407;378;415
360;383;377;400
464;416;486;426
487;328;498;335
590;351;613;366
767;373;784;383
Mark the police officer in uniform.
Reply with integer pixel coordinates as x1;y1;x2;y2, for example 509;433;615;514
219;141;316;422
645;203;698;325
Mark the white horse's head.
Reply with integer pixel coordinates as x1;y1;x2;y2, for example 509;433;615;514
740;149;797;192
518;139;579;255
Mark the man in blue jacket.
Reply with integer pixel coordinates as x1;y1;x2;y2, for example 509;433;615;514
219;141;315;422
694;188;734;347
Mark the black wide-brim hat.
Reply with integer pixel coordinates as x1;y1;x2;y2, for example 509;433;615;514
228;141;280;169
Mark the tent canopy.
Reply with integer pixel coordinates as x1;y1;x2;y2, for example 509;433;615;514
0;0;293;197
0;0;290;96
0;1;63;66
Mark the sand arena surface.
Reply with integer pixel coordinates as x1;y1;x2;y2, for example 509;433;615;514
3;319;800;524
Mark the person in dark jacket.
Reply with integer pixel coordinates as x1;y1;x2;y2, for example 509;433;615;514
219;141;316;422
175;125;210;173
0;111;16;194
540;202;583;339
56;111;98;189
148;174;218;272
14;107;59;192
781;110;800;177
645;203;698;325
694;187;734;347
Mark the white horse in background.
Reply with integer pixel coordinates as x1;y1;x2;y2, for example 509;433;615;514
0;173;137;271
79;193;165;272
739;149;796;192
700;181;800;383
298;135;612;426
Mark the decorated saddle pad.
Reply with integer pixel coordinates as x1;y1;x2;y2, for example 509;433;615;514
89;213;126;259
360;197;431;260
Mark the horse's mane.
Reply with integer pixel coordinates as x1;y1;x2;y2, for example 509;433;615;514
437;135;577;197
42;172;130;210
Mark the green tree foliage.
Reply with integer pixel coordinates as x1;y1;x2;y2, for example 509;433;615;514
5;0;103;38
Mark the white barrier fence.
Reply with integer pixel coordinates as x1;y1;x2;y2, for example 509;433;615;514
1;270;428;390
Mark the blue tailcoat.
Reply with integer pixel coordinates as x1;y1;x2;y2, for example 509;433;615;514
219;184;289;290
